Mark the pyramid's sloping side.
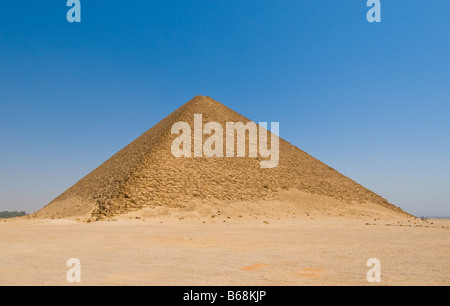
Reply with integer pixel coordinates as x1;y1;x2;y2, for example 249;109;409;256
33;97;197;218
34;96;409;219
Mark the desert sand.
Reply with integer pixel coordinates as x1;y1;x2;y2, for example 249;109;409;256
1;214;449;286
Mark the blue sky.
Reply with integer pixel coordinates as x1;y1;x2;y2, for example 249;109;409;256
0;1;449;217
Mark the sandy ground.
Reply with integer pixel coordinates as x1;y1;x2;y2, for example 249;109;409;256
0;216;449;286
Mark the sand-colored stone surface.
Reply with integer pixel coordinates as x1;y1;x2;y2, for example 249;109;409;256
33;96;408;220
1;215;448;286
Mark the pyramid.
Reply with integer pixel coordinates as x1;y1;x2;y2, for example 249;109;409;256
34;96;409;220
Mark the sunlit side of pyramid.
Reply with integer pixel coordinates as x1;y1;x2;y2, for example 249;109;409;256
33;96;409;220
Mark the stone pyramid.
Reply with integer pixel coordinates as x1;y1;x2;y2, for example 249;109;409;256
34;96;408;219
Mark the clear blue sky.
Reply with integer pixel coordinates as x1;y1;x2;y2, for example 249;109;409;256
0;1;449;217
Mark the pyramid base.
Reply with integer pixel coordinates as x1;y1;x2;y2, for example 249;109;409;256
30;189;412;222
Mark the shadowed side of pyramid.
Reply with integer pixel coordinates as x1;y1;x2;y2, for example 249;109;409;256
33;95;410;220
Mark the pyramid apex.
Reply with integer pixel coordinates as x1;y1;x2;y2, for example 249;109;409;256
191;95;213;102
183;95;223;109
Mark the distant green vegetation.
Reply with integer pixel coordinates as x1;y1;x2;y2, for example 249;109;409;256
0;211;27;219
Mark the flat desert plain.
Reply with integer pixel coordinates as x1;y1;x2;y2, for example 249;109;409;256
1;215;449;286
